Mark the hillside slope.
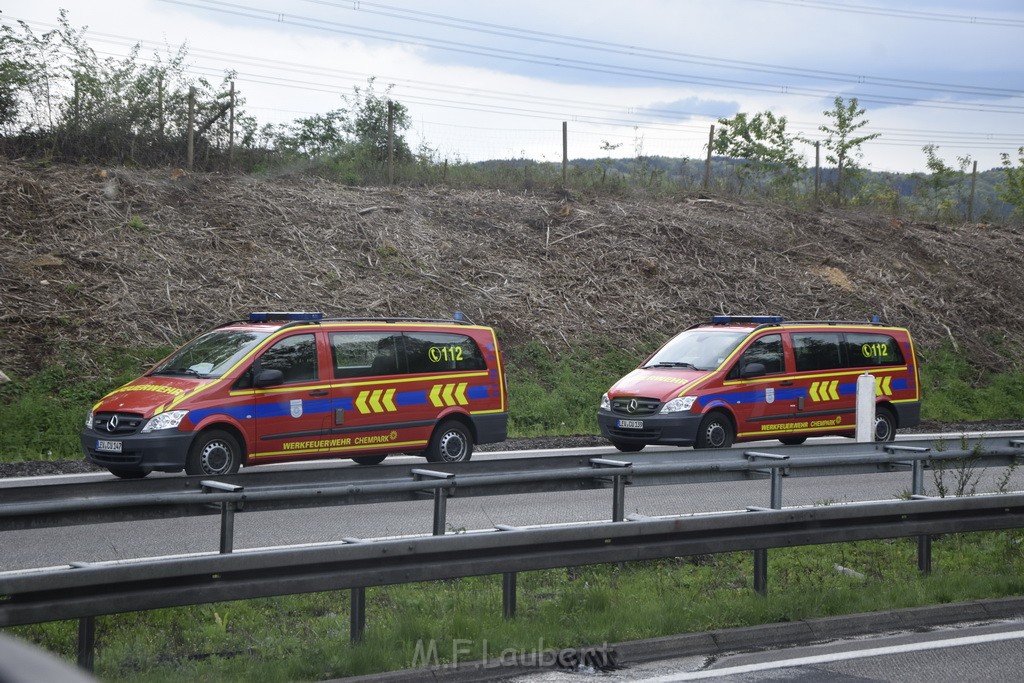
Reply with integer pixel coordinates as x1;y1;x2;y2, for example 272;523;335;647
2;158;1023;375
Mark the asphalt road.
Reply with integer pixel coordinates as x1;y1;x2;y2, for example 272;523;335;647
3;432;1024;572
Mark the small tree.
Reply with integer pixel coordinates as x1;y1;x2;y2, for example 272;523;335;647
340;77;411;164
819;97;880;205
918;144;972;221
712;110;803;196
998;147;1024;221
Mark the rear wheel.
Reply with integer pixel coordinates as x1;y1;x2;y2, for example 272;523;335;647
108;468;150;479
695;412;734;449
425;420;473;463
353;454;387;466
186;429;242;476
874;407;896;442
779;436;807;446
610;440;645;453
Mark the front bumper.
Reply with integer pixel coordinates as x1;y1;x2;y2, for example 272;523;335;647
597;409;705;447
80;429;195;473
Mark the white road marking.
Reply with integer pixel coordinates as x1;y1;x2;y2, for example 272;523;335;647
635;628;1024;681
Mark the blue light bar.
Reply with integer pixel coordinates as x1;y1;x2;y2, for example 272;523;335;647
711;315;785;324
249;311;324;322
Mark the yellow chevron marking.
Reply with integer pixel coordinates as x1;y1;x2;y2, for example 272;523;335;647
442;383;456;406
826;379;839;400
369;389;383;413
429;384;444;407
382;388;396;411
875;376;893;396
455;382;468;406
810;380;840;402
355;391;370;414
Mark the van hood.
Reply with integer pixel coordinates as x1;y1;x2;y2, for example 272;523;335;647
609;368;709;402
92;376;214;417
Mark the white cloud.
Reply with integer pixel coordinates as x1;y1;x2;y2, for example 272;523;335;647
3;0;1022;172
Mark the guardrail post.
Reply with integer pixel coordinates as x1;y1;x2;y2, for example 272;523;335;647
412;469;455;535
495;525;519;618
350;587;366;643
745;452;789;596
591;458;632;523
887;445;933;575
202;480;244;553
77;615;95;672
341;538;367;643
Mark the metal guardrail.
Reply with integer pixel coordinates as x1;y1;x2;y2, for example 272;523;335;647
3;436;1022;535
2;434;1022;671
3;494;1024;643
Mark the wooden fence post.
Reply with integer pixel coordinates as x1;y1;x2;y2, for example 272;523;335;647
703;124;714;190
187;86;195;171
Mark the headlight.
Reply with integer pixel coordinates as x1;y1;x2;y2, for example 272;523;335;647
600;393;611;411
141;410;189;433
85;410;94;429
660;396;696;413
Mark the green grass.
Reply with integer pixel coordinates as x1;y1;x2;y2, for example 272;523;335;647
1;339;1023;462
6;533;1024;681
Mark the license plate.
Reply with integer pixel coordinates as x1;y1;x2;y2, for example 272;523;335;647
96;439;123;453
616;419;644;430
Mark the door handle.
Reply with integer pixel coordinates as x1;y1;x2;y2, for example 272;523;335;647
308;389;329;397
780;381;794;386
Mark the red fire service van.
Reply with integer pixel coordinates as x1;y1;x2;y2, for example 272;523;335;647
82;312;508;478
597;315;921;451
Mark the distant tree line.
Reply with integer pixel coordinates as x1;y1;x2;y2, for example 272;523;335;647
1;10;1022;222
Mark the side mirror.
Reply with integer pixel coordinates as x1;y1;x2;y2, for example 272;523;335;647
254;368;284;387
740;362;766;379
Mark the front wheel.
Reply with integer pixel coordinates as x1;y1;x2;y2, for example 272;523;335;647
874;407;896;442
610;440;645;453
186;429;242;476
695;412;734;449
425;420;473;463
779;436;806;446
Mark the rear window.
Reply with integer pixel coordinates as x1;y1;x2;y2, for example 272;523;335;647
845;333;905;367
404;332;486;373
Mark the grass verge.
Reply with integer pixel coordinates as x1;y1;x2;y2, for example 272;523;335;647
2;339;1024;462
5;532;1024;681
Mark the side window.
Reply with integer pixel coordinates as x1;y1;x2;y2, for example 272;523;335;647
258;333;318;384
845;333;905;367
331;332;404;378
792;333;844;372
404;332;486;373
730;334;783;378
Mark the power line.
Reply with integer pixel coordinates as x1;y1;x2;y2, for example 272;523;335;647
749;0;1024;28
159;0;1024;114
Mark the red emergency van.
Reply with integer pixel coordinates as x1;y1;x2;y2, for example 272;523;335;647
597;315;921;451
81;312;508;477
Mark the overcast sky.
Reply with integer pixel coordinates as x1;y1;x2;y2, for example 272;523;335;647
4;0;1023;173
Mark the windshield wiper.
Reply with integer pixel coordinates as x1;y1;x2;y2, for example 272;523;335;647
643;361;698;370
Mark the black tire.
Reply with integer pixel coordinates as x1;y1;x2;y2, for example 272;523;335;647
694;412;734;449
874;407;897;442
186;429;242;476
425;420;473;463
108;468;150;479
353;454;387;466
610;440;646;453
779;436;807;446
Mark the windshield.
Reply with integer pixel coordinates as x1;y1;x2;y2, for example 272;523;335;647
644;329;749;371
150;329;272;379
